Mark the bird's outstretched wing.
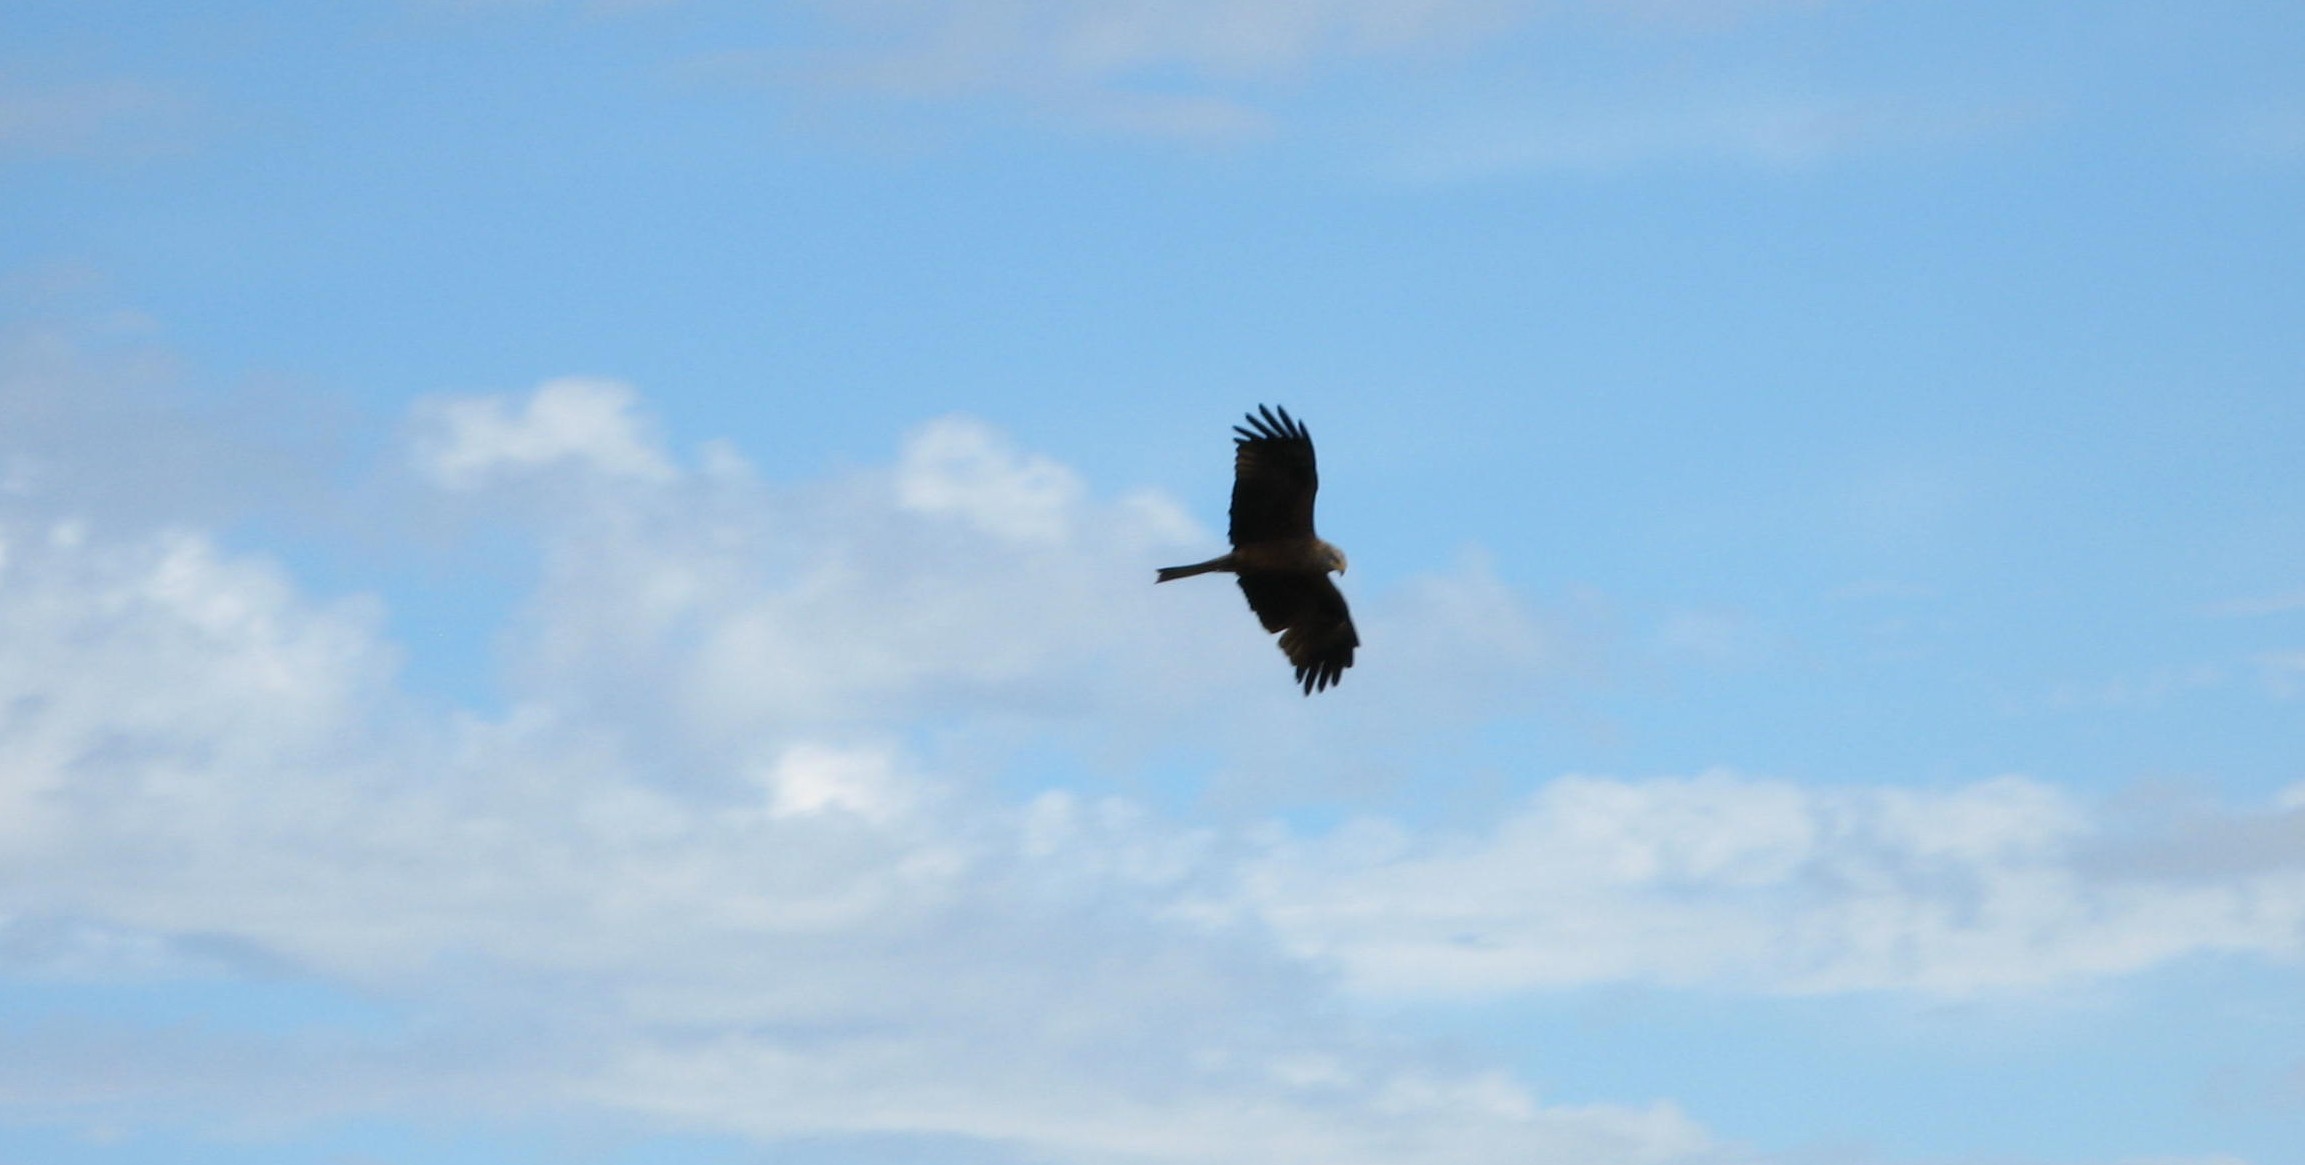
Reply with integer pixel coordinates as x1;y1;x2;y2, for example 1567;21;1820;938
1236;571;1359;694
1229;405;1318;547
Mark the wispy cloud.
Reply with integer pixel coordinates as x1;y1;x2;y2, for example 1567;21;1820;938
2206;590;2305;618
0;74;200;162
689;0;1840;145
2037;663;2227;712
2254;651;2305;700
2211;104;2305;164
787;0;1534;89
1379;94;2024;181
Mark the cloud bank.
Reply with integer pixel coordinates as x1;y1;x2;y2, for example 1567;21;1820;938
3;373;2300;1160
0;374;1705;1162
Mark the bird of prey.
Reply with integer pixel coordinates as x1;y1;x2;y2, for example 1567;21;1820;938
1157;405;1358;695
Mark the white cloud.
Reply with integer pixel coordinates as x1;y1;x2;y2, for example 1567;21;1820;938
0;520;392;851
411;377;677;488
463;403;1234;740
431;389;1560;782
0;379;1711;1163
760;740;916;820
8;374;2302;1162
1242;772;2305;997
894;415;1089;541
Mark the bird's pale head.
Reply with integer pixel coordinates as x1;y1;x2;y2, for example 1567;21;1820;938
1320;541;1348;575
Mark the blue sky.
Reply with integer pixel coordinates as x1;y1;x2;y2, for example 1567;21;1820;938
4;1;2304;1163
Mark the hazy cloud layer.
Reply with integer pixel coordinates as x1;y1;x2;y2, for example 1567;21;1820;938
692;0;1851;149
445;0;2068;167
4;375;2300;1160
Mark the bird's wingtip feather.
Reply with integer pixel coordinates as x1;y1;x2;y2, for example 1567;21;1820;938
1236;404;1311;445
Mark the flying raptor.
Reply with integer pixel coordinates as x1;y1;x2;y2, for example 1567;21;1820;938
1157;405;1358;695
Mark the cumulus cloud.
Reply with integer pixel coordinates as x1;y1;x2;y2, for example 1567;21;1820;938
434;387;1559;780
412;377;678;488
895;415;1095;541
7;374;2301;1161
1243;772;2305;997
0;378;1707;1162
